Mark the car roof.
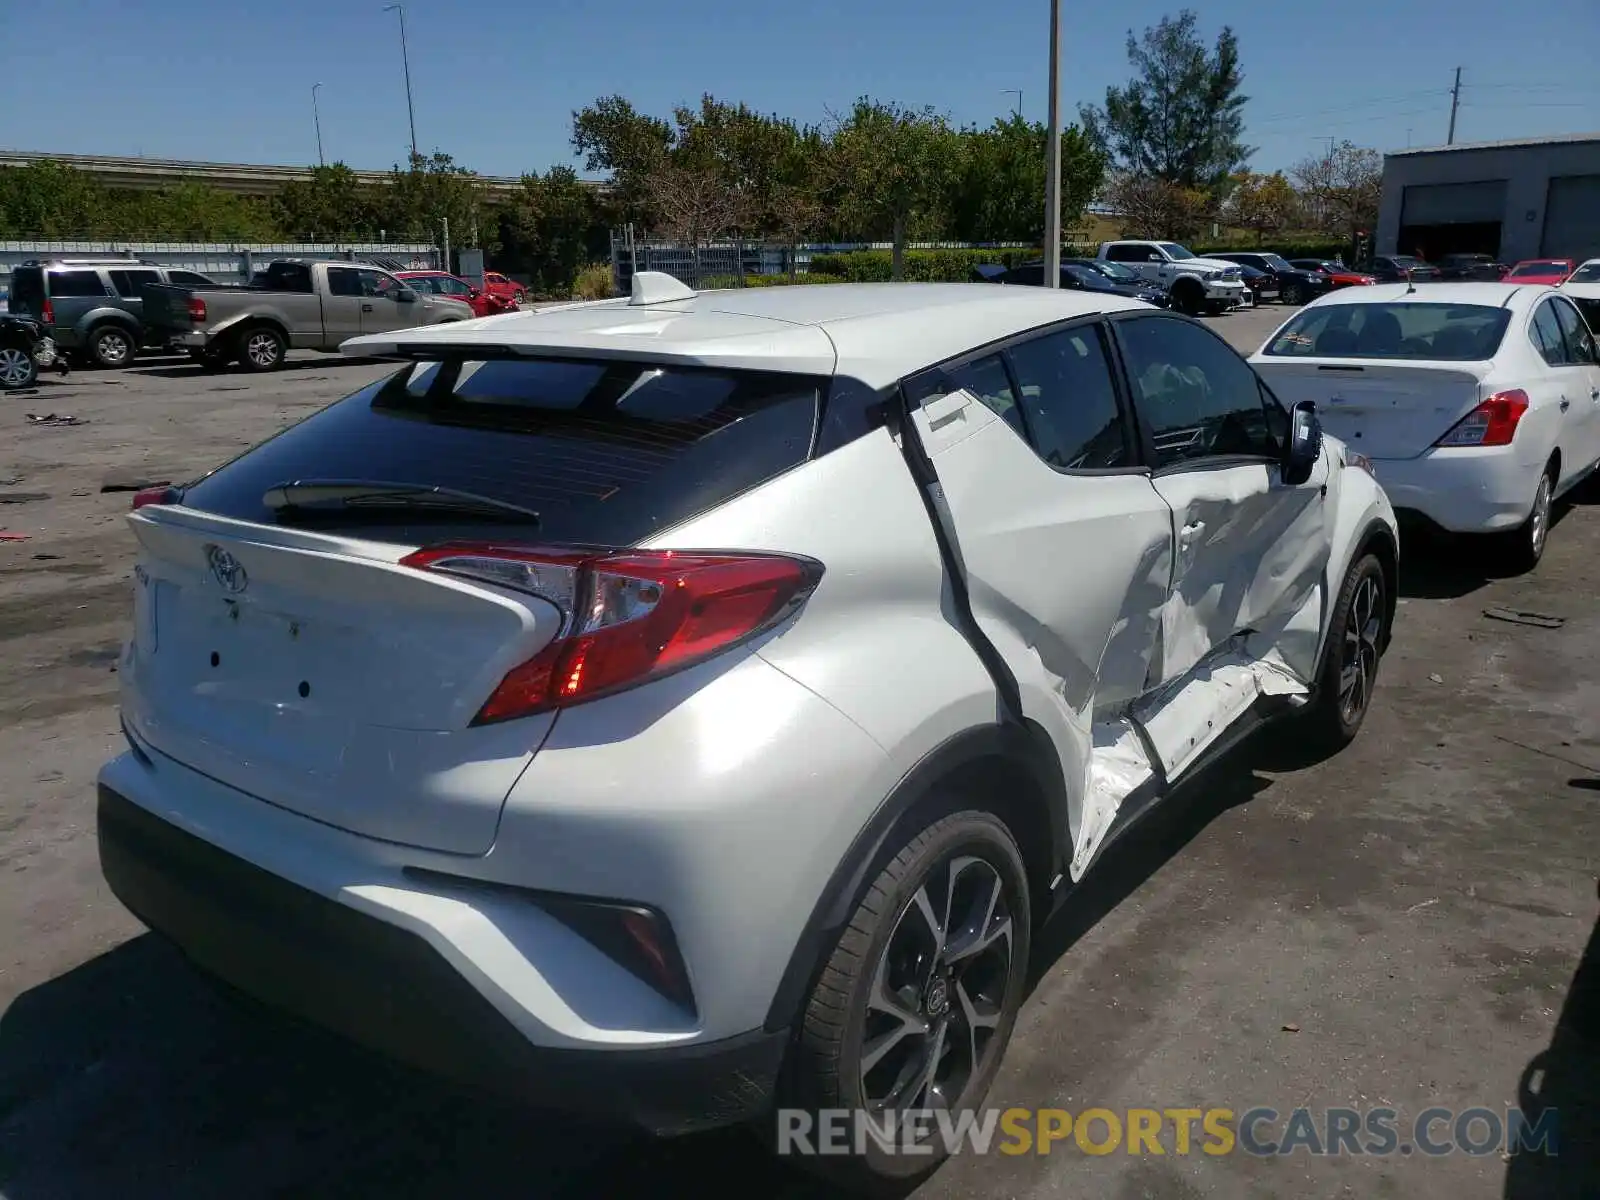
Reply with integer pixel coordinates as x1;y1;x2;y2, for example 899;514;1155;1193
1300;281;1548;311
341;281;1148;387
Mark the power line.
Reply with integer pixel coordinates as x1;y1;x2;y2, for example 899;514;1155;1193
1250;89;1448;125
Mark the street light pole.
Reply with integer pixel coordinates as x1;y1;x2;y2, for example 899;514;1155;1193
383;4;419;163
1043;0;1062;287
312;82;325;166
1002;89;1022;120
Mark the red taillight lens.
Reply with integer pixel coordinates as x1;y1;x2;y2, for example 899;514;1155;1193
41;299;54;325
1435;389;1530;448
131;485;177;509
399;544;823;723
187;297;207;322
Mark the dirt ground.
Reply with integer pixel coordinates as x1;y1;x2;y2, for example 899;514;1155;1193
1;307;1596;1199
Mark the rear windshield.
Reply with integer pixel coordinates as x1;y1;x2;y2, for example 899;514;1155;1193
1569;263;1600;284
1509;261;1567;276
178;357;822;544
1264;302;1512;360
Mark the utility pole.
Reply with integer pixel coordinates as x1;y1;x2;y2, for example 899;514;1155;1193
1002;89;1022;119
383;4;419;163
312;82;325;167
442;215;450;274
1447;67;1462;145
1043;0;1062;287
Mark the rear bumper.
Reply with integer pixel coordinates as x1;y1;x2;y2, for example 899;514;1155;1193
1372;446;1540;533
96;783;785;1134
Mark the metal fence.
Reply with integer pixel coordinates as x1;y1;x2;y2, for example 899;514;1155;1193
0;240;441;301
609;233;1038;292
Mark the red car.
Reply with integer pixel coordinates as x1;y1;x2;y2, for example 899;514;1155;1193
395;271;518;318
1288;258;1378;288
481;271;526;305
1504;258;1575;286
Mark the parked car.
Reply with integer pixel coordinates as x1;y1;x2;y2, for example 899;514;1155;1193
1289;259;1379;289
1562;258;1600;286
1251;282;1600;571
1227;261;1267;306
981;259;1169;306
0;312;66;390
5;259;219;368
1210;252;1335;305
141;259;474;372
1095;240;1247;315
1063;257;1174;304
1505;259;1576;286
396;270;519;318
481;271;526;306
1362;255;1441;283
100;272;1397;1193
1433;253;1508;282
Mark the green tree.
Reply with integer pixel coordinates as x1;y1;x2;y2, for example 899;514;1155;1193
1224;171;1300;242
382;151;495;256
948;115;1105;243
828;98;961;279
0;161;109;236
498;165;604;295
570;95;673;220
1080;10;1251;201
275;163;381;239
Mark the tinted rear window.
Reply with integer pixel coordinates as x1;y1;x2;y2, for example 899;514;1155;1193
1265;302;1511;360
1569;263;1600;284
48;270;108;297
9;267;44;308
178;358;822;545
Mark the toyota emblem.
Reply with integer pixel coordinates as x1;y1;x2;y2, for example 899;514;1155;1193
205;544;248;593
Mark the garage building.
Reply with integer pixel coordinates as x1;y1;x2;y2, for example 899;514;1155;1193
1376;132;1600;265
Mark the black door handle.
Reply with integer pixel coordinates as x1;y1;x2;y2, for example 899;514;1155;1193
361;303;373;312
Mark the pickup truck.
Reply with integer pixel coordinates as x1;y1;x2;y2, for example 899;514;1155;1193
141;259;474;371
1095;240;1247;317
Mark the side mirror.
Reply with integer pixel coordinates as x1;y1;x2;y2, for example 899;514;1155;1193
1282;400;1323;486
395;287;417;302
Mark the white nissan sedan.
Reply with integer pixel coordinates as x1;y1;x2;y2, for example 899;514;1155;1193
1251;283;1600;570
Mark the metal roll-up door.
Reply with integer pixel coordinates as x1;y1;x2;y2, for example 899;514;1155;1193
1401;180;1508;225
1541;175;1600;260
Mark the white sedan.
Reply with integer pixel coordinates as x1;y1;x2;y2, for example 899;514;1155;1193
1251;282;1600;570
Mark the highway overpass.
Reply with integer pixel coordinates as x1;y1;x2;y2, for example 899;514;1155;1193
0;149;605;199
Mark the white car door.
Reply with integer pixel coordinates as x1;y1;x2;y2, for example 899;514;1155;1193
906;319;1173;869
1547;295;1600;480
1108;310;1333;694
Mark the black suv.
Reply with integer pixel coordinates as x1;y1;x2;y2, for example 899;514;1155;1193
1434;253;1507;282
1363;255;1441;283
1209;252;1334;306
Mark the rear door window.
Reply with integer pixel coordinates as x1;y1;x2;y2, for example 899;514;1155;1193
48;270;108;297
109;268;162;298
1005;324;1133;470
178;358;822;545
1551;297;1598;365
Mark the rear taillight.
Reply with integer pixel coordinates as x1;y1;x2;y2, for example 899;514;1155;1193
1435;389;1530;448
131;485;179;509
41;299;54;325
187;297;207;322
399;544;823;723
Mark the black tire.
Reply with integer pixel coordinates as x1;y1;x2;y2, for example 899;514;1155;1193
1300;551;1387;753
234;325;286;372
773;808;1032;1192
89;324;136;369
1282;281;1305;306
1172;278;1205;316
0;342;39;390
1498;462;1556;573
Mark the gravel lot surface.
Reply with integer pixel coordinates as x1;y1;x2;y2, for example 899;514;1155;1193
1;304;1595;1199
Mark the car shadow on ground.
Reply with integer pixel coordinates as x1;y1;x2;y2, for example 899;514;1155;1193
1503;883;1600;1200
1397;500;1587;601
0;754;1277;1200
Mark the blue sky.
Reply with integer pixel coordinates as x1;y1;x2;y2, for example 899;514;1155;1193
2;0;1596;178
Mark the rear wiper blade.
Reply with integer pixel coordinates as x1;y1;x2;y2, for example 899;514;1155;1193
263;480;540;524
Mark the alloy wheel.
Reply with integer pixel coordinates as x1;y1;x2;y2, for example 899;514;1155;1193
0;347;34;387
860;853;1014;1116
96;330;130;365
1338;572;1383;725
245;331;281;368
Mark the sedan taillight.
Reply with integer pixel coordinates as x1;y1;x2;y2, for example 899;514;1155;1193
1435;389;1530;448
399;544;823;723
